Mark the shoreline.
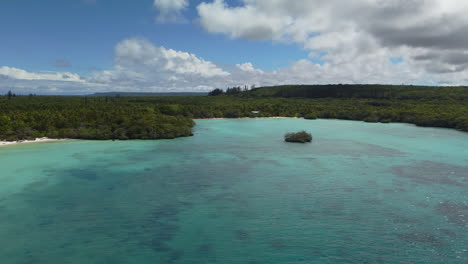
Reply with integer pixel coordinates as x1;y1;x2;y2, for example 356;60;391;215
194;117;468;133
0;138;69;148
0;119;465;148
194;116;298;120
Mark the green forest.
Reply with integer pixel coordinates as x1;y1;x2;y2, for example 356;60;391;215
1;85;467;141
0;96;194;141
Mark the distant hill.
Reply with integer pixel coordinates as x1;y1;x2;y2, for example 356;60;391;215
243;84;468;100
90;92;208;97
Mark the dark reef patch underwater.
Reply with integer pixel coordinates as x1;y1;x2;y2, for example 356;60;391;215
0;118;467;264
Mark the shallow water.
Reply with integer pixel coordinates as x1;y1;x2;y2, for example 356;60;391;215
0;119;467;264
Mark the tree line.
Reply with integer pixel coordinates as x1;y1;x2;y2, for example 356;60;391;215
1;84;467;141
0;96;194;141
209;84;468;100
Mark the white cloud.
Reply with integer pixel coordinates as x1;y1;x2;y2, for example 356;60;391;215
197;0;290;40
196;0;468;83
5;1;468;95
83;38;233;92
115;38;228;78
236;62;263;73
0;66;105;95
90;38;429;90
0;66;84;82
88;38;229;87
154;0;189;23
2;34;467;95
1;39;233;94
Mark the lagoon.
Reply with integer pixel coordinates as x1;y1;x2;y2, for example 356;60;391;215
0;119;467;263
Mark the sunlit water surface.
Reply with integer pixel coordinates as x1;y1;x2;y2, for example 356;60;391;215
0;119;467;264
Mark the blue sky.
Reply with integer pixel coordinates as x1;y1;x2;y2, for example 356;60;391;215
0;0;308;76
1;0;467;94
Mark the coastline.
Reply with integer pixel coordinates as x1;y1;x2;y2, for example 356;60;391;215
0;119;464;148
193;117;468;134
195;116;298;120
0;138;68;148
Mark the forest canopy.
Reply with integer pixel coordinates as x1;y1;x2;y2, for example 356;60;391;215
0;96;194;141
1;84;467;141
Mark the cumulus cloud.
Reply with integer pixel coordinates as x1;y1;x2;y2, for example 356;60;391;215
86;38;429;91
197;0;468;82
0;67;97;95
87;38;230;90
5;1;468;94
4;1;468;94
114;38;228;78
0;38;235;94
154;0;189;23
197;0;289;40
0;67;83;82
236;62;264;73
0;34;465;95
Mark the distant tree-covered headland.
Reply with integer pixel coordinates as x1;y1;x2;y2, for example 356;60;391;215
1;84;467;141
241;84;468;100
205;84;468;131
0;95;194;141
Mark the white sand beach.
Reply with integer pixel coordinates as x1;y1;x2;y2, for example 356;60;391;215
0;138;66;147
196;117;299;120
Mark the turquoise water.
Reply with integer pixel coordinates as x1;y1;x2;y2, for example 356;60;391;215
0;119;467;264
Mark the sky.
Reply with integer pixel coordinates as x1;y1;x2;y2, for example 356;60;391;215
1;0;468;94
